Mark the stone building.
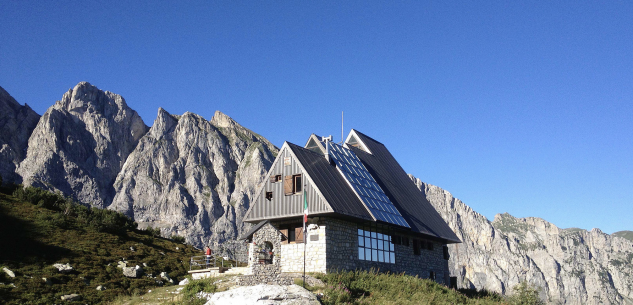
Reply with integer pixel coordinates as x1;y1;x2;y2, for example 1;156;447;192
240;130;460;285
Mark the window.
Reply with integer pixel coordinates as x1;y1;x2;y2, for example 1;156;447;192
413;239;421;255
392;235;402;245
443;246;450;260
284;174;303;195
429;271;436;280
265;192;273;201
402;236;409;247
293;175;302;193
358;227;395;264
427;241;434;251
269;175;282;183
281;225;303;243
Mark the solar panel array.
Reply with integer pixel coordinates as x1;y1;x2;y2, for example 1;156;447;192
327;142;410;228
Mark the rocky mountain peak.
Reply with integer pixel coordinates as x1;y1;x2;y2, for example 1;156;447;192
0;86;41;184
110;108;278;247
413;176;633;304
17;82;149;208
210;110;236;128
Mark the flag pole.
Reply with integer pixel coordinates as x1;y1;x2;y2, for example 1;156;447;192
302;184;307;288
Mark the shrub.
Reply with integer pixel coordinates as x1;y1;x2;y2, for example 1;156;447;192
143;226;162;237
180;278;218;305
508;281;544;305
171;235;186;244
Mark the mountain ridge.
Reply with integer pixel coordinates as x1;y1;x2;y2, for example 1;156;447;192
1;82;631;304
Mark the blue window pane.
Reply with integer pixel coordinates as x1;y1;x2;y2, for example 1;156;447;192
378;240;384;250
358;247;364;260
378;251;384;262
358;236;364;247
365;248;371;260
372;238;377;249
390;252;395;264
372;250;378;262
371;231;377;238
377;233;383;240
390;242;394;251
358;229;363;235
365;237;371;246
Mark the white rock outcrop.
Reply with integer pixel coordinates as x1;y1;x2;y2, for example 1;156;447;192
411;175;633;305
17;82;148;207
201;284;320;305
109;108;277;248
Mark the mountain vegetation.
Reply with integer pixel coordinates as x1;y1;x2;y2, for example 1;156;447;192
0;184;199;304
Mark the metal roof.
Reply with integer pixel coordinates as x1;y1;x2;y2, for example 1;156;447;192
238;220;289;241
287;142;374;221
326;141;410;228
348;130;461;243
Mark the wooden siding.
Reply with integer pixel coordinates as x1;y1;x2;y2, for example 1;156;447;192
246;146;333;221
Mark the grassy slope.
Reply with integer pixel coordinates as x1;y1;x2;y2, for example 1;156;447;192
612;230;633;242
0;189;200;305
314;270;505;305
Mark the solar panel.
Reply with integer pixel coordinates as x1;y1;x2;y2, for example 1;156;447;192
327;142;411;228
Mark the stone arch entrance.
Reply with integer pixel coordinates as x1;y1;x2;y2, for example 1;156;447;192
239;222;291;285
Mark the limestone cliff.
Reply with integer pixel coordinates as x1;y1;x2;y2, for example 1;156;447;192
17;82;148;207
0;86;40;184
411;176;633;305
109;108;277;248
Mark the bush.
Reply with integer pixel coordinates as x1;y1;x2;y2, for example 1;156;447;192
143;226;162;237
171;235;186;244
180;278;218;305
508;281;544;305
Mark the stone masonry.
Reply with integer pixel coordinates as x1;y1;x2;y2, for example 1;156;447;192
280;223;327;273
323;217;451;285
239;222;292;285
267;217;451;285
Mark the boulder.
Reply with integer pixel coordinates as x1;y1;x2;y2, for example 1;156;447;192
160;271;174;284
96;285;106;291
202;284;319;304
122;265;143;278
179;278;190;286
60;294;81;301
2;267;15;278
53;263;73;273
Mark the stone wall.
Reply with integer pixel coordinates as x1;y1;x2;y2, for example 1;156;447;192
323;217;451;285
280;223;327;273
239;222;291;285
252;217;452;286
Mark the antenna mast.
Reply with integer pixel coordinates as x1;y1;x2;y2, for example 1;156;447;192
341;111;344;144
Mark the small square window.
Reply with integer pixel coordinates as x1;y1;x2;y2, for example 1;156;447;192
265;192;273;201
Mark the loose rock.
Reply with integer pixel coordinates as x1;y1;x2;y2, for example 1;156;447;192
53;263;73;273
2;267;15;278
96;285;106;291
179;278;190;286
123;265;144;278
60;294;81;301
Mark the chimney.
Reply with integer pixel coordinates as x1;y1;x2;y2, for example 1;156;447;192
322;135;333;163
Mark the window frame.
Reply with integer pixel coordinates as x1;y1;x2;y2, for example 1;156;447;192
357;226;395;264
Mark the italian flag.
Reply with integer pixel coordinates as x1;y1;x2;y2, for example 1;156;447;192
303;189;309;226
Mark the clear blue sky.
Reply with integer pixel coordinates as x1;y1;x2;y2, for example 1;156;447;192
1;1;631;234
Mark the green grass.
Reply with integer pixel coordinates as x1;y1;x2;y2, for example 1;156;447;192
0;185;201;304
314;270;505;305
